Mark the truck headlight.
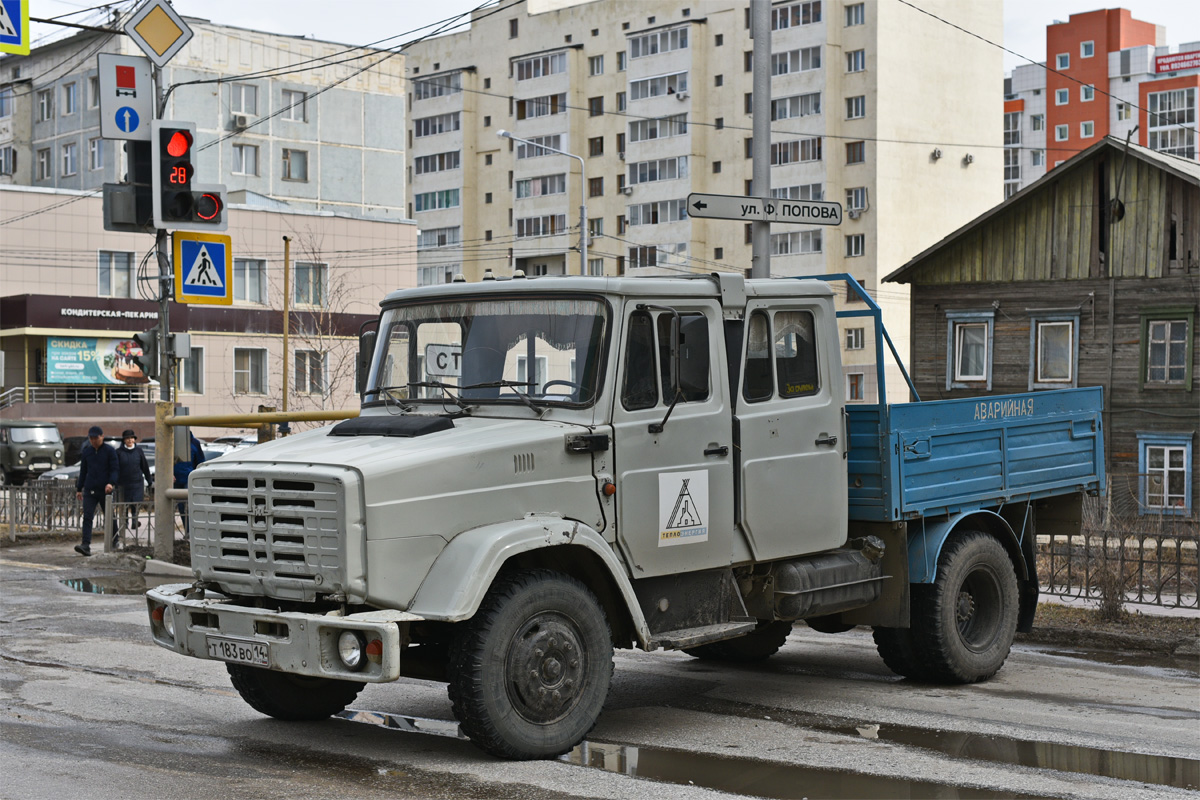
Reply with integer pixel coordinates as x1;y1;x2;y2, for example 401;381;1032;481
18;450;27;460
55;450;63;459
337;630;365;670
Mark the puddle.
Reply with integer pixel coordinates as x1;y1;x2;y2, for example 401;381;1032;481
1038;647;1200;675
338;709;1039;798
59;575;176;595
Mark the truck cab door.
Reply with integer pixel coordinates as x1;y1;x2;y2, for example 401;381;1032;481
735;301;847;561
611;300;734;578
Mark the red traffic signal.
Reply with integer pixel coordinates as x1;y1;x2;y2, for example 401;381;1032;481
166;130;192;158
150;121;227;231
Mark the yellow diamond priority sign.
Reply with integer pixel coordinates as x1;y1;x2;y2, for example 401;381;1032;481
124;0;193;68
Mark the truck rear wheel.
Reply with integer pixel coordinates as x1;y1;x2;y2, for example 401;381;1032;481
226;664;365;720
447;570;613;760
873;586;935;680
917;531;1019;684
683;620;793;662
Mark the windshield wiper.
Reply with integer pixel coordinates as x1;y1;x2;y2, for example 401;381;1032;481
407;381;475;414
373;385;415;414
460;380;546;417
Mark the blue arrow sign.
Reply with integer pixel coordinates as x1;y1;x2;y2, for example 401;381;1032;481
115;106;140;133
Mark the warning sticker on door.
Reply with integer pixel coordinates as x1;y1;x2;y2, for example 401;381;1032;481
658;470;709;547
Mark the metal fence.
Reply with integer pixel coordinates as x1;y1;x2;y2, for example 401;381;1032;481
1037;492;1199;610
2;483;168;548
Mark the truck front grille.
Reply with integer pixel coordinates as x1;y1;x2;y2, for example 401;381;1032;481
189;470;346;602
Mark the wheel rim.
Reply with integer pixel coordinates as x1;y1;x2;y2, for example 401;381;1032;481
505;612;587;725
954;565;1003;652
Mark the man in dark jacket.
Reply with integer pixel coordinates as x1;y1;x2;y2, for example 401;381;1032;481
75;426;118;556
174;432;205;536
114;429;152;547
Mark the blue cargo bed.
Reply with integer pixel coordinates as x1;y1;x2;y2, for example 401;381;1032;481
847;387;1105;522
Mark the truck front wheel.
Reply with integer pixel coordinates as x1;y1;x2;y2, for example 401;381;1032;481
917;531;1019;683
447;570;613;760
226;664;365;720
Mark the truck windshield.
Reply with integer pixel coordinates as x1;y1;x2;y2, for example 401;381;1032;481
10;427;61;444
366;296;609;408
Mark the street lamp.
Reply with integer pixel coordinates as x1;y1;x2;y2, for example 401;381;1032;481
497;129;587;276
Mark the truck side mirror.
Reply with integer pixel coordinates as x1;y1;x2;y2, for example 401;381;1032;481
356;329;377;396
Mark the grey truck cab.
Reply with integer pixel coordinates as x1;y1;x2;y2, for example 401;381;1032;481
0;421;65;485
147;274;1103;759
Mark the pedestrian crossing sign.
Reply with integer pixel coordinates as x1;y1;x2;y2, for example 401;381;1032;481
173;232;233;305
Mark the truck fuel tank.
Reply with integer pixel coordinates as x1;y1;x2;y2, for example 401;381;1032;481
771;537;886;620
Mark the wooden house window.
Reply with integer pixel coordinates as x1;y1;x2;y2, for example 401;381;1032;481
1029;315;1078;389
1139;307;1195;391
945;309;994;390
1137;433;1193;516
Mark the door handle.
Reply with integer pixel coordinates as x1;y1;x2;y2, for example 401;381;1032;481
703;445;729;457
815;436;839;447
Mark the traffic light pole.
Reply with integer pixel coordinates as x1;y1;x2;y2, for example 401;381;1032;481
152;64;176;562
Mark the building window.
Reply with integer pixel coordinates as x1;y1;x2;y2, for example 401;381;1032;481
770;230;822;255
509;18;518;38
587;258;604;276
88;76;99;108
1138;433;1193;515
233;258;267;303
88;138;103;171
62;82;78;115
1004;111;1021;145
1081;84;1094;102
1031;114;1044;131
617;91;626;111
846;50;865;73
1116;102;1133;121
413;74;461;100
1080;121;1094;138
846;3;865;26
847;373;865;401
294;262;327;307
1031;149;1044;166
515;93;567;119
37;89;52;121
772;46;822;76
1004;148;1020;184
515;52;567;81
772;1;822;30
715;33;723;46
845;234;864;257
713;160;721;174
1055;124;1069;142
418;227;462;248
418;265;456;286
588;217;603;237
1141;309;1194;389
233;348;268;395
589;96;604;116
1081;41;1094;58
61;143;78;176
231;83;258;114
1148;88;1197;158
516;214;568;237
0;87;11;117
414;151;461;174
283;89;307;121
846;95;865;119
630;27;689;59
515;134;563;159
714;247;723;260
629;156;688;185
845;141;865;164
744;51;753;72
846;187;867;212
618;51;627;71
414;112;461;137
232;143;259;175
282;148;308;181
589;136;604;156
0;146;15;175
771;138;822;165
629;71;688;100
586;55;603;77
771;92;822;121
1029;315;1077;388
946;310;994;389
179;347;204;394
845;328;865;350
295;350;325;394
1055;88;1069;105
627;200;688;226
98;251;135;298
588;177;604;197
414;188;460;211
714;74;723;87
36;148;50;180
1056;53;1069;70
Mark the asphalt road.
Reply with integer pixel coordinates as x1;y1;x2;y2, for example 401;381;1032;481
1;544;1197;800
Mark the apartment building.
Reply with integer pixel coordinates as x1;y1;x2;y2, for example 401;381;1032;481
0;16;407;219
0;19;415;436
405;0;1002;403
1004;8;1200;196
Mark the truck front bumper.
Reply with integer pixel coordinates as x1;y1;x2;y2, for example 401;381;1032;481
146;584;417;683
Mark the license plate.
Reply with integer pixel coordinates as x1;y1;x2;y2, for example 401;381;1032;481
31;462;50;470
206;636;269;667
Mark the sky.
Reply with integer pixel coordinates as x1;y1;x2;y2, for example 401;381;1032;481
29;0;1200;77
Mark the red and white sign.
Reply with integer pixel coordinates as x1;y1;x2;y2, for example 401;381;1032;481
1156;51;1200;74
97;53;153;141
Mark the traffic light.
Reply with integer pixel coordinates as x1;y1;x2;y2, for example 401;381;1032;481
133;326;160;382
125;140;153;228
150;120;228;232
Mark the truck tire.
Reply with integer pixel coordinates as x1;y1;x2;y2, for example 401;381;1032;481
682;620;792;662
916;531;1020;684
873;586;935;680
226;664;365;720
447;569;613;760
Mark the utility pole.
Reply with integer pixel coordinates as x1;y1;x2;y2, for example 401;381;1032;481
282;235;291;413
750;0;772;279
152;63;175;562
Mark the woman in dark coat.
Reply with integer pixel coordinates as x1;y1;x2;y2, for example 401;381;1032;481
115;429;152;544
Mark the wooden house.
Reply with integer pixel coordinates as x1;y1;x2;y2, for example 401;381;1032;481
885;137;1199;520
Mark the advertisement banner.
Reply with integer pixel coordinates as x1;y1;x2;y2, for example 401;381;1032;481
46;337;153;385
1156;52;1200;73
